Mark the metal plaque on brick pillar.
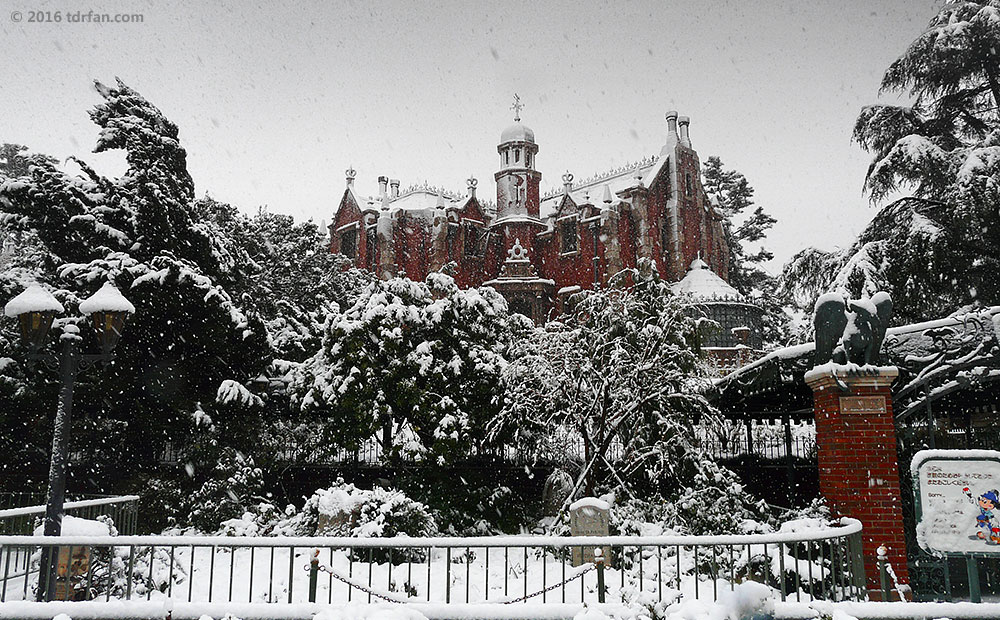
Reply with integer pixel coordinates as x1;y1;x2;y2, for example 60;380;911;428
569;497;611;567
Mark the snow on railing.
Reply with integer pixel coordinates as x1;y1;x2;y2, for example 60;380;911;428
0;519;866;606
0;495;140;519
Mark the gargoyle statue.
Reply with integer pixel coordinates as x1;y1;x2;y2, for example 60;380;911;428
814;291;893;366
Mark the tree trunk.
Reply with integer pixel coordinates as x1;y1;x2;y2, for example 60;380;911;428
983;62;1000;116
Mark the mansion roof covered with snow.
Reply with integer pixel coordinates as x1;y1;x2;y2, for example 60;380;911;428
328;108;734;326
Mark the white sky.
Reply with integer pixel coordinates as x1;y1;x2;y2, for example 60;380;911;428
0;0;941;269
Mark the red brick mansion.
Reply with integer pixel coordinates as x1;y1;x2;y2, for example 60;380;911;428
329;106;731;323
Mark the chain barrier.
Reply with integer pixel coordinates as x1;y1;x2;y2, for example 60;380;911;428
497;564;595;604
306;552;597;605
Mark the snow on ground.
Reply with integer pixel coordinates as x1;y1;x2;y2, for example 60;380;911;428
6;597;1000;619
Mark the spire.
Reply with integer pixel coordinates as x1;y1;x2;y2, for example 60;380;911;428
511;93;524;122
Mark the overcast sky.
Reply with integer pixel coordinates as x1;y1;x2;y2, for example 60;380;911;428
1;0;941;269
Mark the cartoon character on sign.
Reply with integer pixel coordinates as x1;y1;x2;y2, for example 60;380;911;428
963;487;1000;544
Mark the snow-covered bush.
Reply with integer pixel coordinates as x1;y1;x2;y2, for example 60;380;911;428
494;260;768;535
397;469;518;535
291;270;512;466
186;448;268;532
268;480;437;562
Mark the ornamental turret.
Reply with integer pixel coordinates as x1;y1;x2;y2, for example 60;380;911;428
495;94;542;222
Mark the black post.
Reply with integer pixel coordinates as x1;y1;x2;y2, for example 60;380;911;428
783;412;795;500
37;337;80;602
925;381;936;450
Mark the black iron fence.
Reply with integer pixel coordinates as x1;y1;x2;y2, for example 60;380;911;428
0;519;865;604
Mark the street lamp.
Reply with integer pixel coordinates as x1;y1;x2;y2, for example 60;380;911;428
3;282;134;601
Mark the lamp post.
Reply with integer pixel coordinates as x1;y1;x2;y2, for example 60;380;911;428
3;282;134;601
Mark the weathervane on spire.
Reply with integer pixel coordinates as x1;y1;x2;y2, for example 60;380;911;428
511;93;523;122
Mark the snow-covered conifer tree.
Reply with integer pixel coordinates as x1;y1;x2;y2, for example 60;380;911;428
291;270;511;464
0;80;271;487
782;2;1000;322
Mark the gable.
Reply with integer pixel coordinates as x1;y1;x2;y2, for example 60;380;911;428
333;187;363;228
554;194;579;220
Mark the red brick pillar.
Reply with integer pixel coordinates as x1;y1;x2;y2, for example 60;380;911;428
805;366;909;600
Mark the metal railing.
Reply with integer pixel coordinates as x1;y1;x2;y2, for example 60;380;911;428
0;494;140;600
0;495;140;536
0;518;865;604
0;492;125;511
699;432;817;460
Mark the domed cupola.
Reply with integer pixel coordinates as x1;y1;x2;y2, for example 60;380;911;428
498;94;539;172
501;121;535;145
495;94;543;221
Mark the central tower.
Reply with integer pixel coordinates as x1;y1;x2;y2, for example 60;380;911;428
495;95;541;221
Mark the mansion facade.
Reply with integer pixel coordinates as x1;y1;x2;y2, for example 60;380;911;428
328;109;731;324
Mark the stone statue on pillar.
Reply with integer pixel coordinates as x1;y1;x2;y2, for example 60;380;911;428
814;291;893;366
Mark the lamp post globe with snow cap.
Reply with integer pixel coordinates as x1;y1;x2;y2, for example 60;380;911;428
3;281;134;601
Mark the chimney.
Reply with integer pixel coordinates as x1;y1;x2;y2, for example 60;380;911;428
562;171;574;194
467;176;478;198
665;110;678;137
678;116;691;147
345;167;357;187
389;178;400;199
378;175;389;197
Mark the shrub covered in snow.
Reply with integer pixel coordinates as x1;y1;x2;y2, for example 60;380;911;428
289;481;437;561
291;270;513;466
185;448;268;532
396;468;518;535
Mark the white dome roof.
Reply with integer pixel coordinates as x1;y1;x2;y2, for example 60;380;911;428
671;258;740;300
501;122;535;144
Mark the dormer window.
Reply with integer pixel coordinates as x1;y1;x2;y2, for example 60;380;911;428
560;217;578;254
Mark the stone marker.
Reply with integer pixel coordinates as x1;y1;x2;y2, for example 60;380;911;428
569;496;611;567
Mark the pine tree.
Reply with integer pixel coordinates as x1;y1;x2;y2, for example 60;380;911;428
291;270;512;465
0;143;57;178
852;2;1000;310
782;2;1000;322
701;156;777;294
702;156;789;347
0;80;271;490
